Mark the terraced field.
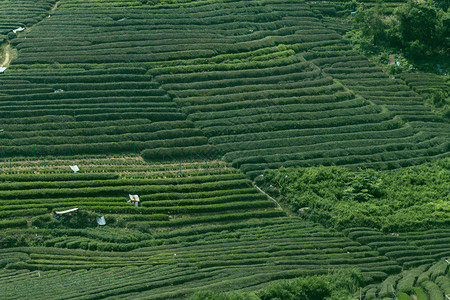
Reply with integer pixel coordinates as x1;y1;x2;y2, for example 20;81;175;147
363;259;449;299
0;158;448;299
0;0;57;35
400;72;450;96
0;158;282;233
0;0;447;175
0;0;449;298
345;228;450;270
0;65;217;159
0;158;402;298
0;226;399;299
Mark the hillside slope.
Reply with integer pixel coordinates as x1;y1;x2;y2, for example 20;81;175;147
0;0;448;174
0;0;449;299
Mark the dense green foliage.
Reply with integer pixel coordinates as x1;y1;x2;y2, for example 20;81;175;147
350;0;449;65
190;269;363;300
258;158;450;232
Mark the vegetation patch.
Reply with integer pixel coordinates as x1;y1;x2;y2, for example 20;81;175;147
257;158;450;232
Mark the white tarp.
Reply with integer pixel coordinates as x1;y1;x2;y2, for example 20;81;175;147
70;165;80;173
0;67;7;73
13;27;25;33
55;207;78;215
96;216;106;226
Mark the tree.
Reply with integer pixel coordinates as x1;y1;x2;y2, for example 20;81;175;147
353;4;389;47
393;0;441;56
434;0;449;11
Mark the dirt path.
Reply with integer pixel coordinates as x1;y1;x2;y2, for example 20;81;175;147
253;183;293;214
51;1;60;14
1;1;60;68
1;44;11;67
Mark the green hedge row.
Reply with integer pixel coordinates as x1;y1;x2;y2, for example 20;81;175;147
0;120;194;139
141;193;266;207
127;210;285;228
162;68;322;92
1;94;173;106
0;179;251;199
0;218;28;229
3;74;153;84
140;188;257;201
226;126;435;163
241;137;447;172
422;281;445;300
0;208;47;218
210;118;402;145
0;88;165;103
180;90;354;115
89;200;275;215
0;136;208;157
0;173;245;190
0;197;125;209
195;105;380;129
13;49;216;64
0;128;203;146
74;112;186;122
217;126;414;154
176;82;344;109
122;214;169;221
242;142;449;178
0;108;181;120
141;144;219;161
155;61;313;84
148;51;298;76
212;110;392;140
170;76;335;99
0;173;118;182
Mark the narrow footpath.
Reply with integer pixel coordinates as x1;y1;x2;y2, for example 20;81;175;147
1;1;60;69
253;183;294;216
1;44;11;67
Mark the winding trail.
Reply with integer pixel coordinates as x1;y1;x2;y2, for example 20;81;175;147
51;1;60;13
253;183;294;215
1;1;60;69
1;44;11;67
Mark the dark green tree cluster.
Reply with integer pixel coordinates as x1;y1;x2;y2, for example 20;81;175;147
257;158;450;232
350;0;449;68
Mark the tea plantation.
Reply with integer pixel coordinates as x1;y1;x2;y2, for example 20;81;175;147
0;0;448;299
